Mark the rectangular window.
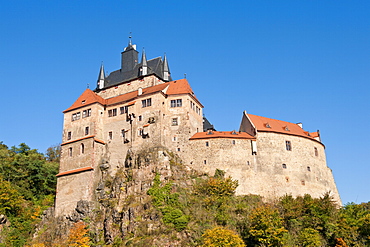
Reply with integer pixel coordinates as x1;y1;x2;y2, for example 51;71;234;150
172;118;178;126
314;147;318;156
85;127;89;136
138;115;142;121
108;131;113;140
72;112;80;121
67;131;72;140
108;109;117;117
120;106;128;114
286;141;292;151
69;147;72;157
121;129;125;139
142;98;152;108
87;109;91;117
82;110;87;118
206;141;209;147
170;99;182;107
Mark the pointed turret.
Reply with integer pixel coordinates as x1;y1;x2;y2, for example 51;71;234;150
139;48;148;76
121;35;138;72
163;53;170;81
97;63;105;89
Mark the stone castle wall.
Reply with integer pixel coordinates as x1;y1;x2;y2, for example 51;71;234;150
186;132;341;204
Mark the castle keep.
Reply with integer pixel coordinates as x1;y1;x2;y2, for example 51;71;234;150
55;40;341;216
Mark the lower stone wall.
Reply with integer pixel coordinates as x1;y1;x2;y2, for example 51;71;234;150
188;133;341;205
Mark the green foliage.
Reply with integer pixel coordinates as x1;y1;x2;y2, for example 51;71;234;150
201;226;245;247
247;204;288;246
147;173;189;231
0;142;59;246
298;228;322;247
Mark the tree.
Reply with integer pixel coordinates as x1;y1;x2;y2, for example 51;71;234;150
66;221;90;247
45;144;61;163
247;204;288;246
202;226;245;247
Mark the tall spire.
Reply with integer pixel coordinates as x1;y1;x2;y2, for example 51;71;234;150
97;63;105;89
140;48;148;76
163;53;170;81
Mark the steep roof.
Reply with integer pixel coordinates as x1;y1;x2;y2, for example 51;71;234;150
65;79;200;112
247;113;319;140
63;89;105;113
103;57;172;89
190;131;255;140
166;79;194;95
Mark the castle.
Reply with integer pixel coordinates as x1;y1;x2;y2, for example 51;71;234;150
55;40;341;216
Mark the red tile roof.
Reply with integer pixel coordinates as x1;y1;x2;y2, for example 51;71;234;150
166;79;194;96
190;131;255;140
106;91;137;106
56;166;93;177
247;113;319;141
63;89;105;113
64;79;200;112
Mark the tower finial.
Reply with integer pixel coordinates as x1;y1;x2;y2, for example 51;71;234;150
128;32;132;46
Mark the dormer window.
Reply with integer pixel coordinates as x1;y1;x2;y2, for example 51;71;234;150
231;130;237;135
207;130;213;135
284;126;290;131
82;100;86;104
265;123;271;128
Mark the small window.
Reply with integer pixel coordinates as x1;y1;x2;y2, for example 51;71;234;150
142;98;152;108
138;128;144;136
108;131;113;140
173;136;177;141
286;141;292;151
81;143;85;154
177;148;181;151
81;100;86;104
314;147;318;157
172;118;178;126
82;110;87;118
170;99;182;107
282;164;287;169
76;112;81;120
87;109;91;117
285;177;289;182
120;106;128;115
247;161;250;165
301;180;305;186
307;166;311;172
206;141;209;147
85;127;89;136
69;147;73;157
138;115;142;121
265;123;271;128
121;129;125;138
232;140;236;145
108;109;117;117
67;131;72;140
204;160;207;164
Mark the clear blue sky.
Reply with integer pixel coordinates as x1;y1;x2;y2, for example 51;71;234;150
1;1;369;204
